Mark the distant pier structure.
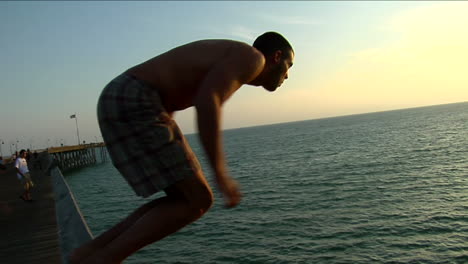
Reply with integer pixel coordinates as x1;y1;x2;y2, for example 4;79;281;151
48;143;107;172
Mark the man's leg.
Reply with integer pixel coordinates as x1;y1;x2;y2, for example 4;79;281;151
21;182;31;201
26;184;32;200
69;198;161;262
25;175;33;200
72;170;214;264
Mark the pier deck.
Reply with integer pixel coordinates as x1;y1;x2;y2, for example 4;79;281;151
0;162;61;263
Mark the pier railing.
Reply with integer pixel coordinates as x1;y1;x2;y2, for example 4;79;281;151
47;143;107;173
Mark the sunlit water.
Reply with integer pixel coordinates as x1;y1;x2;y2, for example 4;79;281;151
67;102;468;264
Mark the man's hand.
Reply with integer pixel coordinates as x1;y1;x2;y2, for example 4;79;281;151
215;175;242;208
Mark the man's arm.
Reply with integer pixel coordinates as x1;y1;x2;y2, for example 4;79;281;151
196;90;240;208
194;47;264;208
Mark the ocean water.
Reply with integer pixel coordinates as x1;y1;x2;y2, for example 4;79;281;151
66;102;468;264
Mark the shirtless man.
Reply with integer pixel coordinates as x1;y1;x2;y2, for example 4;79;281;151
70;31;294;263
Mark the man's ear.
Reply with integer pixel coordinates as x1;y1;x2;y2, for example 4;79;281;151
273;50;283;64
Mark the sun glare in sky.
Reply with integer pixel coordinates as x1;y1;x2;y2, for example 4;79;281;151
1;2;467;152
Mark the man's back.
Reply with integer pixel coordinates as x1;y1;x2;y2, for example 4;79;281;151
126;39;264;112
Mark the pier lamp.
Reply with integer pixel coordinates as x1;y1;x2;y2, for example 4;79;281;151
70;113;81;146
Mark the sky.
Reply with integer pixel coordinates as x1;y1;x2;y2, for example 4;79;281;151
1;1;467;155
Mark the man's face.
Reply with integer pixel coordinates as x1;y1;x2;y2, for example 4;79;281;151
263;49;294;92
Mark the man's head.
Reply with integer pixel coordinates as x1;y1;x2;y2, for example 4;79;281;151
20;149;26;158
253;32;294;91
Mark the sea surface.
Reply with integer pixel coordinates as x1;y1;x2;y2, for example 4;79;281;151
67;102;468;264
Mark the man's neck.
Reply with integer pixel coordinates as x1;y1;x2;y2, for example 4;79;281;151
247;71;266;87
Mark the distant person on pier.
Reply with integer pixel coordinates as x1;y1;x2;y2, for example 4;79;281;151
26;149;31;162
15;149;34;202
0;156;6;173
11;152;17;163
70;32;294;263
32;151;42;170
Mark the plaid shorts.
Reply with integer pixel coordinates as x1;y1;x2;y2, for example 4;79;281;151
97;73;202;198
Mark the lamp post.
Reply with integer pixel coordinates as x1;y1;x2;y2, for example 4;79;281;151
0;139;4;157
70;113;81;145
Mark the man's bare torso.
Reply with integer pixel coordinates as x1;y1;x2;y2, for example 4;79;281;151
125;40;262;113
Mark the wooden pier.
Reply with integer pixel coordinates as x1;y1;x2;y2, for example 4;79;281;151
0;144;105;263
0;156;61;263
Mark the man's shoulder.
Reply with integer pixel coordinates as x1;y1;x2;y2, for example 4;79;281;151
185;39;258;54
170;39;264;70
190;39;246;46
226;42;265;70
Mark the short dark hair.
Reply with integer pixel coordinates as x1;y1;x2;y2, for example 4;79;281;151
253;31;293;56
20;149;26;155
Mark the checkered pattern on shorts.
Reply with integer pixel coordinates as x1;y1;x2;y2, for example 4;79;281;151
97;73;202;198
